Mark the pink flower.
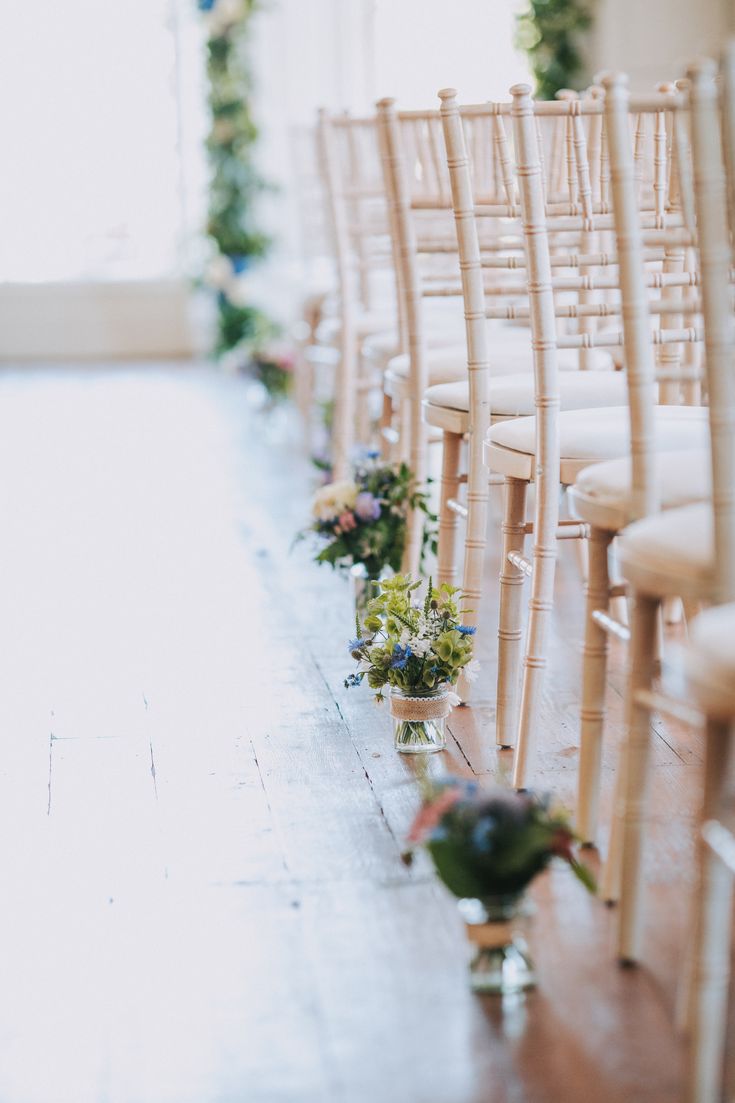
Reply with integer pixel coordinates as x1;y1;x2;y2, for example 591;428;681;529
407;787;462;845
338;511;357;532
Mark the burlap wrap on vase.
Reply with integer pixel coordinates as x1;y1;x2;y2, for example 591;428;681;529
464;922;515;950
389;690;454;723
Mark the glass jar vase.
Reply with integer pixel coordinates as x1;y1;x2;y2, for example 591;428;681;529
389;685;452;754
458;895;535;995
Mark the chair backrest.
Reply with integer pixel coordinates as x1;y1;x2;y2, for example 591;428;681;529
496;80;703;529
687;59;735;602
288;123;334;289
435;84;688;558
317;110;397;322
376;96;576;491
317;110;400;477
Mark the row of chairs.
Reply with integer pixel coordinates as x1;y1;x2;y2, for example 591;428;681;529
295;46;735;1103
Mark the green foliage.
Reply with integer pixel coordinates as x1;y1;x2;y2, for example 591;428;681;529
200;0;274;353
344;575;476;701
516;0;594;100
406;779;596;900
251;347;295;402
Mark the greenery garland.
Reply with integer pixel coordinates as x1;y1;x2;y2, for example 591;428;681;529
198;0;274;355
516;0;594;100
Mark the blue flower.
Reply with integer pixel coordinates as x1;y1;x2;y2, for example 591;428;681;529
198;0;216;10
471;817;497;853
366;448;380;460
390;643;413;670
457;625;476;635
347;637;367;652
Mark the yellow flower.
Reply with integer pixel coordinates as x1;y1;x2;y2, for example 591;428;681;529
312;480;358;522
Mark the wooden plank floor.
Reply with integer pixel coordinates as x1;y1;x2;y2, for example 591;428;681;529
0;363;716;1102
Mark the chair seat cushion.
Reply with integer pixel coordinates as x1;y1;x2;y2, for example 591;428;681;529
485;405;709;484
686;604;735;717
569;448;711;531
422;372;629;436
617;501;714;600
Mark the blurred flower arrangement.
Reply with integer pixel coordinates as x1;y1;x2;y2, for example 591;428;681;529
404;778;596;991
198;0;274;356
249;342;295;403
345;575;475;752
404;779;595;897
303;457;437;582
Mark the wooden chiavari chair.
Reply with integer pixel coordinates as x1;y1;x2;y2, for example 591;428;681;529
380;92;628;698
440;85;706;742
315;110;398;478
567;77;715;847
606;55;735;977
377;99;548;574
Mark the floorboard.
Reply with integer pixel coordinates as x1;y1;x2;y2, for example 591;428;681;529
0;363;716;1102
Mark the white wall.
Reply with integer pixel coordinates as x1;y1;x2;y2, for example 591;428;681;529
249;0;530;326
588;0;735;91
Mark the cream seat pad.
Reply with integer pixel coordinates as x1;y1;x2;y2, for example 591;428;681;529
570;448;711;531
686;604;735;717
424;373;628;435
617;501;714;601
485;406;709;484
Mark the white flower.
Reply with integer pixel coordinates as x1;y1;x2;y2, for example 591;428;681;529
225;275;255;308
446;691;462;708
207;0;246;34
409;637;431;657
205;254;234;290
463;659;481;684
312;480;359;522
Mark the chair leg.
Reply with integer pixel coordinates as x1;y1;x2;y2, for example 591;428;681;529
577;526;613;846
332;326;357;480
456;421;492;703
379;390;394;461
436;431;462;587
600;762;624;904
495;477;528;748
685;716;734;1103
355;369;372;448
402;401;429;577
511;503;560;790
398;396;411;464
617;591;660;964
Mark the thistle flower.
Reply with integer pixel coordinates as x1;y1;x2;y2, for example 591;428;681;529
354;492;381;522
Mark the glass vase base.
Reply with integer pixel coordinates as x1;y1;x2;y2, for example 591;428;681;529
469;940;536;995
393;719;446;754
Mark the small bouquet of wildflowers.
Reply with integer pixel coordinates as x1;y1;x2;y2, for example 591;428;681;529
404;778;596;897
403;778;595;992
345;575;477;752
304;456;436;582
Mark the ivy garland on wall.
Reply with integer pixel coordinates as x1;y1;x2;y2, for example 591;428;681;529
516;0;594;100
198;0;274;356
